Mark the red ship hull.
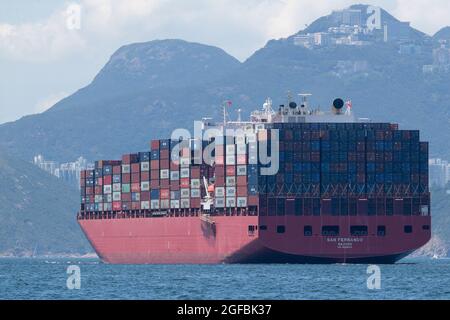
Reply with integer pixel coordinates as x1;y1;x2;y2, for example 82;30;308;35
78;214;431;264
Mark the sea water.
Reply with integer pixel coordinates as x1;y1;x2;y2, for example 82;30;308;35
0;257;449;299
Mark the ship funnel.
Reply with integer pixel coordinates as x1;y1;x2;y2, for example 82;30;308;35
332;98;344;114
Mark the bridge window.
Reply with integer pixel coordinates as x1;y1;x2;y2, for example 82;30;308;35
277;225;285;234
322;226;339;236
351;225;368;236
259;225;267;231
404;225;413;234
304;226;312;236
422;225;430;231
377;226;386;236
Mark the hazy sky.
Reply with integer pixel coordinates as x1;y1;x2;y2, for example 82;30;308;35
1;0;449;124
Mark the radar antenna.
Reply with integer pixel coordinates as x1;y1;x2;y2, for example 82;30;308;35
298;93;312;115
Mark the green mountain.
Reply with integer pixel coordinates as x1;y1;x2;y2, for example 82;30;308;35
0;6;449;164
0;150;91;256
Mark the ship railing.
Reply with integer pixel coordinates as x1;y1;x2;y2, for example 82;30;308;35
77;207;259;220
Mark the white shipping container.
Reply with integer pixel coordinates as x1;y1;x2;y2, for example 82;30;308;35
237;197;247;207
226;176;236;186
141;181;150;191
113;192;121;201
235;135;246;145
170;200;180;209
226;155;236;165
226;144;236;154
215;187;225;197
180;157;190;166
190;179;200;189
160;199;170;209
180;199;190;208
236;144;247;155
141;201;150;210
98;203;104;211
180;168;190;178
95;195;103;203
180;188;190;198
226;197;236;207
113;183;121;192
122;164;131;173
191;189;200;198
151;200;160;209
160;169;169;179
246;133;256;143
226;187;236;197
104;203;112;211
106;194;112;203
215;198;225;208
237;165;247;176
103;185;112;194
140;161;150;172
170;171;180;180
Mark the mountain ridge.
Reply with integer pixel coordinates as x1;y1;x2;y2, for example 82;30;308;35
0;4;449;163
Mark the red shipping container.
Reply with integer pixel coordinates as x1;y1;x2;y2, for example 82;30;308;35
131;183;140;192
170;162;179;171
86;187;93;195
215;176;225;185
95;186;102;194
237;186;247;196
160;159;170;169
96;177;103;186
80;178;86;187
191;167;200;178
215;146;224;155
160;179;170;188
131;202;140;210
103;175;112;185
112;201;122;211
80;170;86;179
122;193;131;202
226;166;236;176
180;178;190;188
151;170;159;180
170;184;180;191
160;189;170;199
122;174;131;184
151;160;159;170
141;191;150;201
160;149;169;159
113;166;121;174
215;165;225;177
122;154;131;164
131;173;140;183
151;139;160;150
248;195;259;206
237;176;247;186
131;163;140;173
150;180;159;188
236;155;247;164
141;171;150;181
191;198;201;208
215;156;224;165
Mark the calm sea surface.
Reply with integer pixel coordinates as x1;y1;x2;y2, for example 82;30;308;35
0;257;449;300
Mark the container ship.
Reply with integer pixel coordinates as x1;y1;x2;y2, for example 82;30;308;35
77;95;431;264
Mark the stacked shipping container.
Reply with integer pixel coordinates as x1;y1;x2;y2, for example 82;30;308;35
258;122;429;217
80;122;429;217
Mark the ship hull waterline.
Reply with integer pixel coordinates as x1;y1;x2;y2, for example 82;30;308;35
78;215;431;264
